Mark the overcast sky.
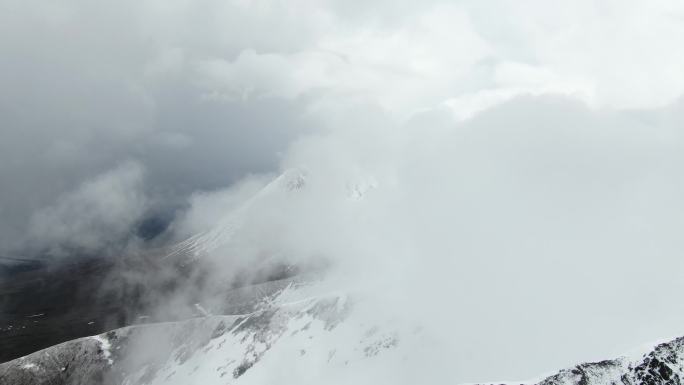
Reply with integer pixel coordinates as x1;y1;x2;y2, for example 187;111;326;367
3;0;684;254
3;0;684;381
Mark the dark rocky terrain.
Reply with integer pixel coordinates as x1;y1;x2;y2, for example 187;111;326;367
0;249;296;364
0;277;312;385
0;255;127;363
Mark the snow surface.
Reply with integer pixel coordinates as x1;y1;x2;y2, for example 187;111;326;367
118;280;417;385
20;362;38;370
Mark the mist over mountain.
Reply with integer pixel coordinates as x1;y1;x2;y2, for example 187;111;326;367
3;1;684;384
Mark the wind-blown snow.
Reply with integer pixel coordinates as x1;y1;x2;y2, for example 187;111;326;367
90;336;113;365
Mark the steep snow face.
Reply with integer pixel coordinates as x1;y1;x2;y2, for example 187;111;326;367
167;168;378;264
165;169;309;261
124;286;411;385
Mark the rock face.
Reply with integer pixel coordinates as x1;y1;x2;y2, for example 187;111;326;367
470;339;684;385
0;333;115;385
529;337;684;385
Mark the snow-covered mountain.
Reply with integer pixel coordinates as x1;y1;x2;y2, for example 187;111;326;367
165;168;308;262
0;278;405;385
4;169;684;385
2;273;684;385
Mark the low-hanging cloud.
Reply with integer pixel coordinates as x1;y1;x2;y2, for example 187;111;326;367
26;161;146;256
0;0;316;255
172;94;684;381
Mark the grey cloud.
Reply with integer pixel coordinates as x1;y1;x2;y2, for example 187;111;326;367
0;0;314;255
26;161;146;256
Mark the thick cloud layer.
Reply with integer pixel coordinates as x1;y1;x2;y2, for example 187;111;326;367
170;94;684;381
3;0;684;255
0;0;319;254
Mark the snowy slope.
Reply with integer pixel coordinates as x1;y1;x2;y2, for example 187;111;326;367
4;273;684;385
165;169;307;261
0;279;409;385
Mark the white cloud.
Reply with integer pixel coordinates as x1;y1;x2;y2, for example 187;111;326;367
467;0;684;109
189;0;684;120
178;93;684;380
